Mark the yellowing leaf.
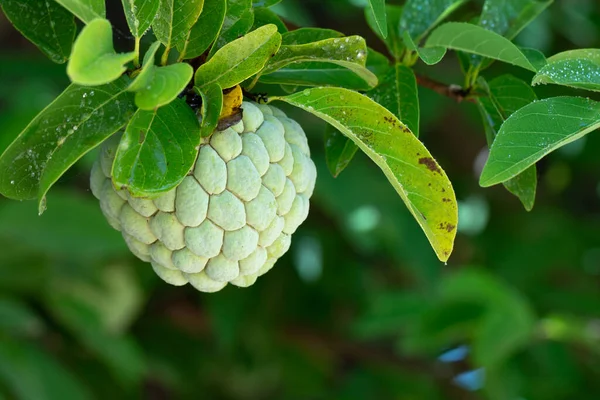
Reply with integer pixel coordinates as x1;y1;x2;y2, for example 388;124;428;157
272;87;458;262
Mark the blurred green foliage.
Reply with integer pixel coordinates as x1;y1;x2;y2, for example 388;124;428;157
1;0;600;399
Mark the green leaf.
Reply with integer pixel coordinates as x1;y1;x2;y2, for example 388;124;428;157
354;292;430;339
281;28;342;45
152;0;204;51
479;0;552;40
480;97;600;187
425;22;536;71
472;0;552;70
46;287;146;386
367;48;391;79
252;0;280;6
324;124;358;177
400;0;468;42
366;0;387;39
134;63;193;110
370;64;420;137
67;19;136;86
178;0;226;60
477;75;538;210
252;7;287;34
0;297;43;337
260;36;376;88
259;62;378;91
260;46;385;91
0;0;76;63
279;84;298;94
486;75;538;123
440;269;535;368
55;265;145;334
402;31;446;65
197;83;223;137
195;24;281;89
0;77;135;211
0;337;92;400
120;0;160;38
365;4;403;59
0;190;128;259
479;96;538;209
209;0;254;57
112;99;200;196
532;49;600;92
502;167;537;211
263;35;368;73
128;41;193;109
403;301;484;354
54;0;105;24
272;87;458;262
128;41;162;92
520;47;547;71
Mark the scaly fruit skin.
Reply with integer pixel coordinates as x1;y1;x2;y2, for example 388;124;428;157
90;101;316;292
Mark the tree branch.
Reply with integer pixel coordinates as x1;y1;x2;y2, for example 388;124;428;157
416;74;475;103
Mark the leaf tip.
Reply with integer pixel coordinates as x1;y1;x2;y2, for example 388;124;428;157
478;169;496;188
38;196;47;216
437;248;453;263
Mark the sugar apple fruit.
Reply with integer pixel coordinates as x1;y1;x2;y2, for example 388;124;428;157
90;101;317;292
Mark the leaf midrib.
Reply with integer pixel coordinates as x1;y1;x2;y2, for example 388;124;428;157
482;119;600;186
276;90;455;260
198;34;277;88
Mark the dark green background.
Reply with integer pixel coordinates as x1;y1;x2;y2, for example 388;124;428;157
0;0;599;399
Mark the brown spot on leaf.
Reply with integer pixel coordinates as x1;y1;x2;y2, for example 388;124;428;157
419;157;441;174
438;222;456;232
383;116;398;127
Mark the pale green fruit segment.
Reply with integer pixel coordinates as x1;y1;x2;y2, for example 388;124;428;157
194;146;227;195
278;143;295;176
222;226;259;261
262;164;286;196
226;156;262;201
241;133;270;176
153;189;176;212
172;248;208;274
175;177;209;227
241;102;264;133
256;117;286;162
91;101;316;292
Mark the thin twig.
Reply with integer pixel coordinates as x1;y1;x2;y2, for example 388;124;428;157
416;73;475;103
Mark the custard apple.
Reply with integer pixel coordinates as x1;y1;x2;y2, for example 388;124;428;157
90;101;317;292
